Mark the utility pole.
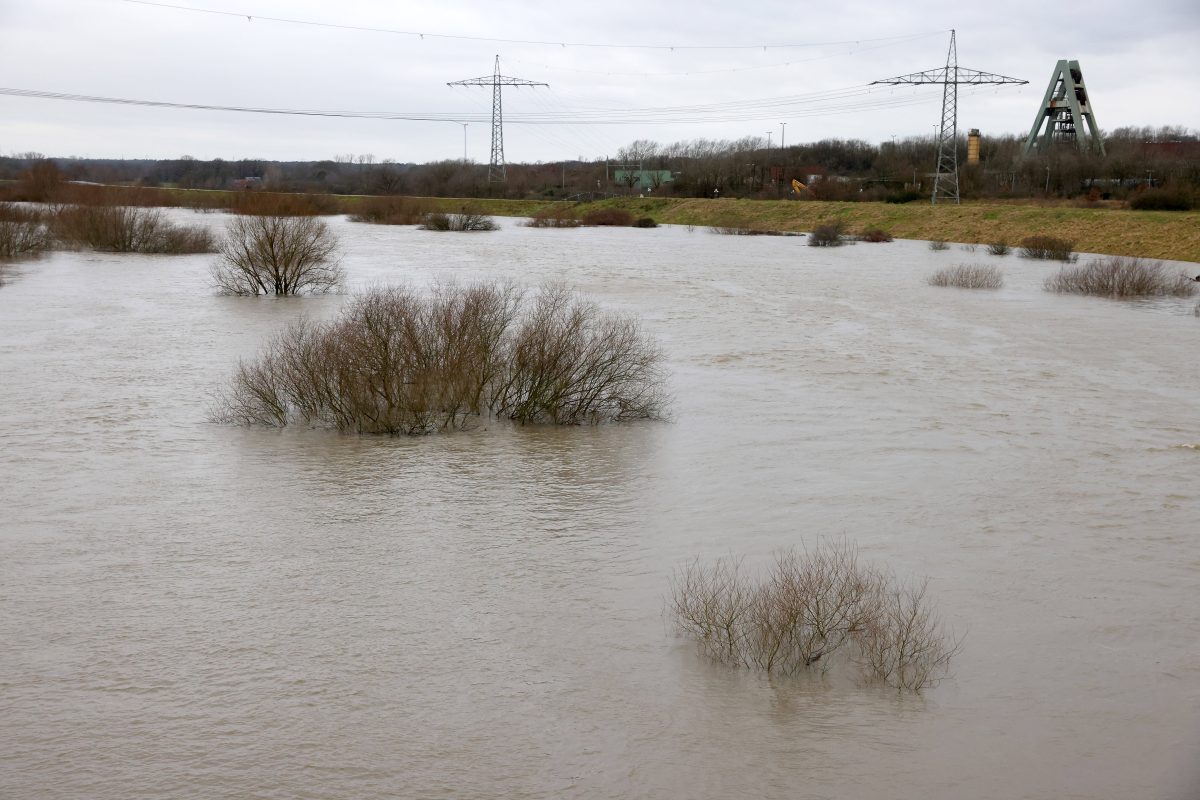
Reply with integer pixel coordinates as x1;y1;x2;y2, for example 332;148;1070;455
765;132;774;187
780;122;786;152
872;30;1026;205
449;56;547;183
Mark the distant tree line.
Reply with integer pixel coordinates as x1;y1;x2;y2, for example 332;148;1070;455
2;125;1196;205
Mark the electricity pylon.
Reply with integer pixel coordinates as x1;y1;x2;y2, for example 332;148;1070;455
872;30;1026;204
449;55;547;182
1021;60;1104;156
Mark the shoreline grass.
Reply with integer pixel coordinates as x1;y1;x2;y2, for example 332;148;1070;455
22;185;1196;263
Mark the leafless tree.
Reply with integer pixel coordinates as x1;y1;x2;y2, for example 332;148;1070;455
492;285;667;425
1019;235;1076;261
927;264;1004;289
669;540;959;692
216;282;665;434
212;214;343;296
856;579;960;691
0;204;50;258
419;211;498;231
49;204;214;254
1044;256;1197;298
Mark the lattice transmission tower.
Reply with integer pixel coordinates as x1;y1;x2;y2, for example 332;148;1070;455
1021;60;1104;156
449;55;547;182
872;30;1026;204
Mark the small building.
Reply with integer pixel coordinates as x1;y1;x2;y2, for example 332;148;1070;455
612;170;673;191
231;176;264;190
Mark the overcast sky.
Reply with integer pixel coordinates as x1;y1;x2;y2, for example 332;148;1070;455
1;0;1197;164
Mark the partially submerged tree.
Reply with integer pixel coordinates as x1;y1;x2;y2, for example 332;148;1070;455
0;204;50;258
1045;256;1197;298
927;264;1004;289
50;205;214;254
670;540;959;691
216;282;667;434
212;214;343;295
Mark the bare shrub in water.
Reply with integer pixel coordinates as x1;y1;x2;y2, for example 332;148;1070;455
580;208;635;227
350;196;432;225
212;214;343;296
670;540;958;691
0;205;50;258
217;283;667;434
927;264;1004;289
524;208;582;228
928;239;950;251
1044;256;1198;298
857;579;958;691
492;285;666;424
808;221;844;247
420;211;498;231
711;226;788;236
50;205;215;254
986;240;1010;256
1019;235;1076;261
859;228;894;243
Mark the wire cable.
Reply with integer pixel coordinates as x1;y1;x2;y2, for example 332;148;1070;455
120;1;945;52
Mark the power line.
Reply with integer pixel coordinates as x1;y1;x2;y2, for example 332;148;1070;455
120;1;944;52
871;30;1026;204
0;84;952;126
508;33;942;78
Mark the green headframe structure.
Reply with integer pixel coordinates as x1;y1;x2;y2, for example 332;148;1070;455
1023;60;1104;156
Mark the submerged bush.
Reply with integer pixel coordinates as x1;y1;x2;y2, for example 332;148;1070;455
0;205;50;258
632;217;658;228
212;214;343;295
50;205;215;254
1019;235;1076;261
986;240;1010;256
670;540;958;691
808;221;844;247
1044;256;1198;298
230;191;340;216
711;226;790;236
858;228;894;243
420;211;498;231
580;208;634;227
349;196;432;225
217;283;667;434
928;239;949;251
927;264;1004;289
524;208;582;228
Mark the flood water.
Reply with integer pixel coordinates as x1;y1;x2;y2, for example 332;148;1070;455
2;211;1198;799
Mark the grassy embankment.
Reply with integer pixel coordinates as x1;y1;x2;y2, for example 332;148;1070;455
563;197;1200;264
149;188;1200;264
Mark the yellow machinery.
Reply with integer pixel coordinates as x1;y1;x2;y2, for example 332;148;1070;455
791;178;807;194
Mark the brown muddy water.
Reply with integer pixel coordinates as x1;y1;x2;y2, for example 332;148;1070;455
2;211;1198;799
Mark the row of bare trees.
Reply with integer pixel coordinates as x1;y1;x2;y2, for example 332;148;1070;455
5;125;1195;202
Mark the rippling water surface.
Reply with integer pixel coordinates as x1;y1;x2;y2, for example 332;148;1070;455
2;212;1198;799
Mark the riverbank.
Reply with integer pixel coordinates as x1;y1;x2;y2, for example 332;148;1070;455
140;188;1200;264
470;196;1199;264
